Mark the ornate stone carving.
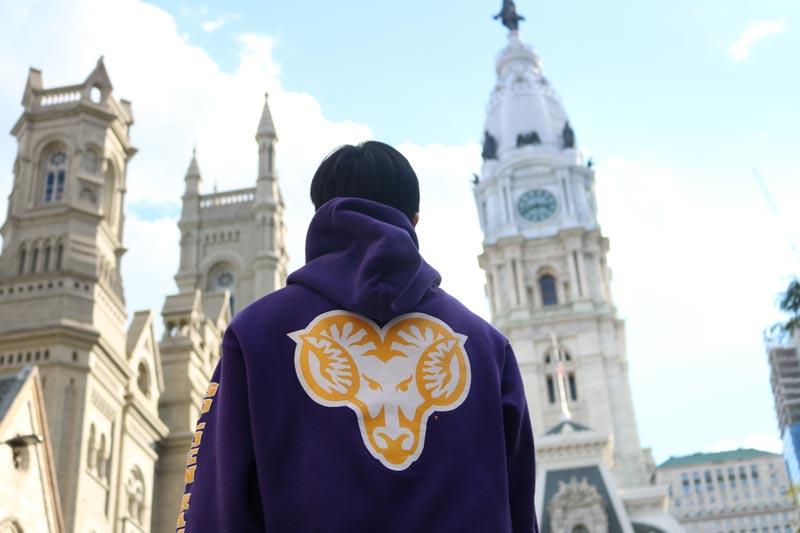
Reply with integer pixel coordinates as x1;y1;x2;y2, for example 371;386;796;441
562;121;576;149
548;476;609;533
482;131;498;160
517;131;541;147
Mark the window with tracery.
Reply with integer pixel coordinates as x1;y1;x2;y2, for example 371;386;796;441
43;151;67;203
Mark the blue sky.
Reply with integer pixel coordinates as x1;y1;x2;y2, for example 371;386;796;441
0;0;798;464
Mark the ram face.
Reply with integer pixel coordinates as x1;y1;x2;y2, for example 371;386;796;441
289;311;471;471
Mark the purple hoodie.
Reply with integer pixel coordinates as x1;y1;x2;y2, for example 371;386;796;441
178;197;537;532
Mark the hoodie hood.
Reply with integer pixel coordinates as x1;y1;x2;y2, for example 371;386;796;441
287;197;441;323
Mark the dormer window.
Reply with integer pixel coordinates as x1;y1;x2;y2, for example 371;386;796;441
44;151;67;203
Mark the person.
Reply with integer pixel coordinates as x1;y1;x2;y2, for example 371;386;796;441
176;141;537;532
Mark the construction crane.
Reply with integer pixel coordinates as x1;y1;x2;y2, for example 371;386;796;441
753;168;800;266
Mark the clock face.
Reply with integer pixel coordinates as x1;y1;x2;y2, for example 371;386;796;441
216;272;234;288
517;189;557;222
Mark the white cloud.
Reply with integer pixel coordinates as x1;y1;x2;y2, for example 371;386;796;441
201;13;240;32
729;20;785;62
704;433;782;454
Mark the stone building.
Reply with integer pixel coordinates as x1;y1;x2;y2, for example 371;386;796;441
0;59;288;533
656;449;798;533
0;366;63;532
473;17;683;533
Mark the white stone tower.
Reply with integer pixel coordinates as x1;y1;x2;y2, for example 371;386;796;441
474;14;681;532
0;59;167;533
172;93;288;313
151;92;288;533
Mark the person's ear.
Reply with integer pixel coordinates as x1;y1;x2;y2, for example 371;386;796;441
412;212;419;228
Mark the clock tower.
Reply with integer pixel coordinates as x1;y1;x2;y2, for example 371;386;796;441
475;9;682;532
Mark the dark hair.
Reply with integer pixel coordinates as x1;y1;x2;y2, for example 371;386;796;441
310;141;420;221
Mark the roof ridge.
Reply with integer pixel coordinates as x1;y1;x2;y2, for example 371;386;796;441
658;447;779;468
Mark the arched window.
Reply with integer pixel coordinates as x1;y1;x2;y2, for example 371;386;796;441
539;274;558;306
43;244;52;272
43;150;68;203
30;247;39;273
56;242;64;270
573;525;590;533
0;519;24;533
137;361;150;397
546;375;556;404
18;246;26;275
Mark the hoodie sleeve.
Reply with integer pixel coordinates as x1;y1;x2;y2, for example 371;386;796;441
502;342;538;533
177;328;264;533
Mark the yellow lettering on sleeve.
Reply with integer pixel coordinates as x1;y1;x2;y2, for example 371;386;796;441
185;465;196;484
181;493;191;511
205;382;219;397
177;512;186;527
186;447;199;466
201;398;213;413
191;430;203;448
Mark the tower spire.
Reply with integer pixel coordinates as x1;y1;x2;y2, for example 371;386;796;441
256;92;277;140
184;147;202;196
256;91;278;183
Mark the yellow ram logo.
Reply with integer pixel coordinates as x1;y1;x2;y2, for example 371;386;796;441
289;311;471;471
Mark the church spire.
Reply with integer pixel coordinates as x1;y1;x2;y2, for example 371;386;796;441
256;92;277;140
256;92;277;183
184;146;202;196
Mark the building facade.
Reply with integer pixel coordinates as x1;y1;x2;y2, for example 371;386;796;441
0;60;288;533
473;18;682;533
0;366;63;532
656;449;798;533
766;332;800;486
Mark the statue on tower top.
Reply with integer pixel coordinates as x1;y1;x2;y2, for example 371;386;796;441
494;0;525;31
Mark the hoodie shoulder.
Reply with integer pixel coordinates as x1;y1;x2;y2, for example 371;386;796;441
228;284;332;342
424;286;509;348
